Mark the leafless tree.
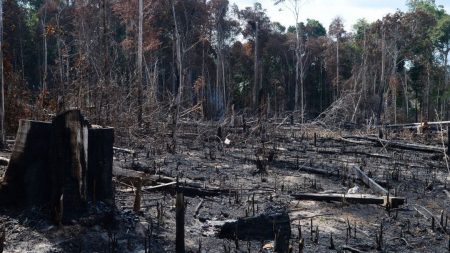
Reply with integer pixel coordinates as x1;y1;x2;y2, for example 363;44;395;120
274;0;308;122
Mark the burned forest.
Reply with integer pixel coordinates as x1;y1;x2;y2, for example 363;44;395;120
0;0;450;252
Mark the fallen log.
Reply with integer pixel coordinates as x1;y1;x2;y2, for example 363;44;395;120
113;168;236;197
217;209;291;253
342;136;446;153
166;184;234;197
298;165;335;175
308;146;392;159
353;166;388;195
292;193;405;208
337;137;374;146
383;121;450;130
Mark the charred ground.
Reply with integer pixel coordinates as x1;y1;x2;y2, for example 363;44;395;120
0;119;449;253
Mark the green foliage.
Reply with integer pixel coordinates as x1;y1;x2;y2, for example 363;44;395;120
272;22;286;33
305;19;326;38
353;18;370;41
432;14;450;54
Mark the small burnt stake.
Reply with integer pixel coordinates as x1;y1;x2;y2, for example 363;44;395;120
133;178;142;213
432;216;435;231
299;238;304;253
314;226;319;244
376;223;383;251
329;233;335;250
217;126;223;140
197;238;202;253
378;128;384;139
298;222;302;239
176;191;185;253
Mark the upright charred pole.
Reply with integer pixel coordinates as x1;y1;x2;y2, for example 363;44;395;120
176;181;185;253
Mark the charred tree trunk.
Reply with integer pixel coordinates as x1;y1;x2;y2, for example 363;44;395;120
87;127;114;204
50;110;90;221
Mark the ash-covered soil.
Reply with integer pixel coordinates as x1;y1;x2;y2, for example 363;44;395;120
1;122;450;252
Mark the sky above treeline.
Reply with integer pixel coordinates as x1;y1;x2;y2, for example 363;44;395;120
230;0;450;32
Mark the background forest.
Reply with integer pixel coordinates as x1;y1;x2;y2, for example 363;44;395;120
0;0;449;143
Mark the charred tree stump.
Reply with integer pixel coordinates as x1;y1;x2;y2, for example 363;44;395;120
218;210;291;252
0;110;114;223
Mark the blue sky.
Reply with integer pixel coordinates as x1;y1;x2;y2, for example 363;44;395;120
230;0;450;32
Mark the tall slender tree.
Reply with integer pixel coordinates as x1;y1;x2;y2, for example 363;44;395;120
328;17;345;99
274;0;305;121
137;0;143;124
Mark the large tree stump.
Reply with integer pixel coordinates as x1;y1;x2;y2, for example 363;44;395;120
0;110;114;223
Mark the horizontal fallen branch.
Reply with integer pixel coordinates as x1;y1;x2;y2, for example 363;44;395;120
308;146;392;159
383;121;450;129
298;165;332;175
292;193;405;208
118;181;177;193
113;167;237;197
342;245;363;253
343;136;445;153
